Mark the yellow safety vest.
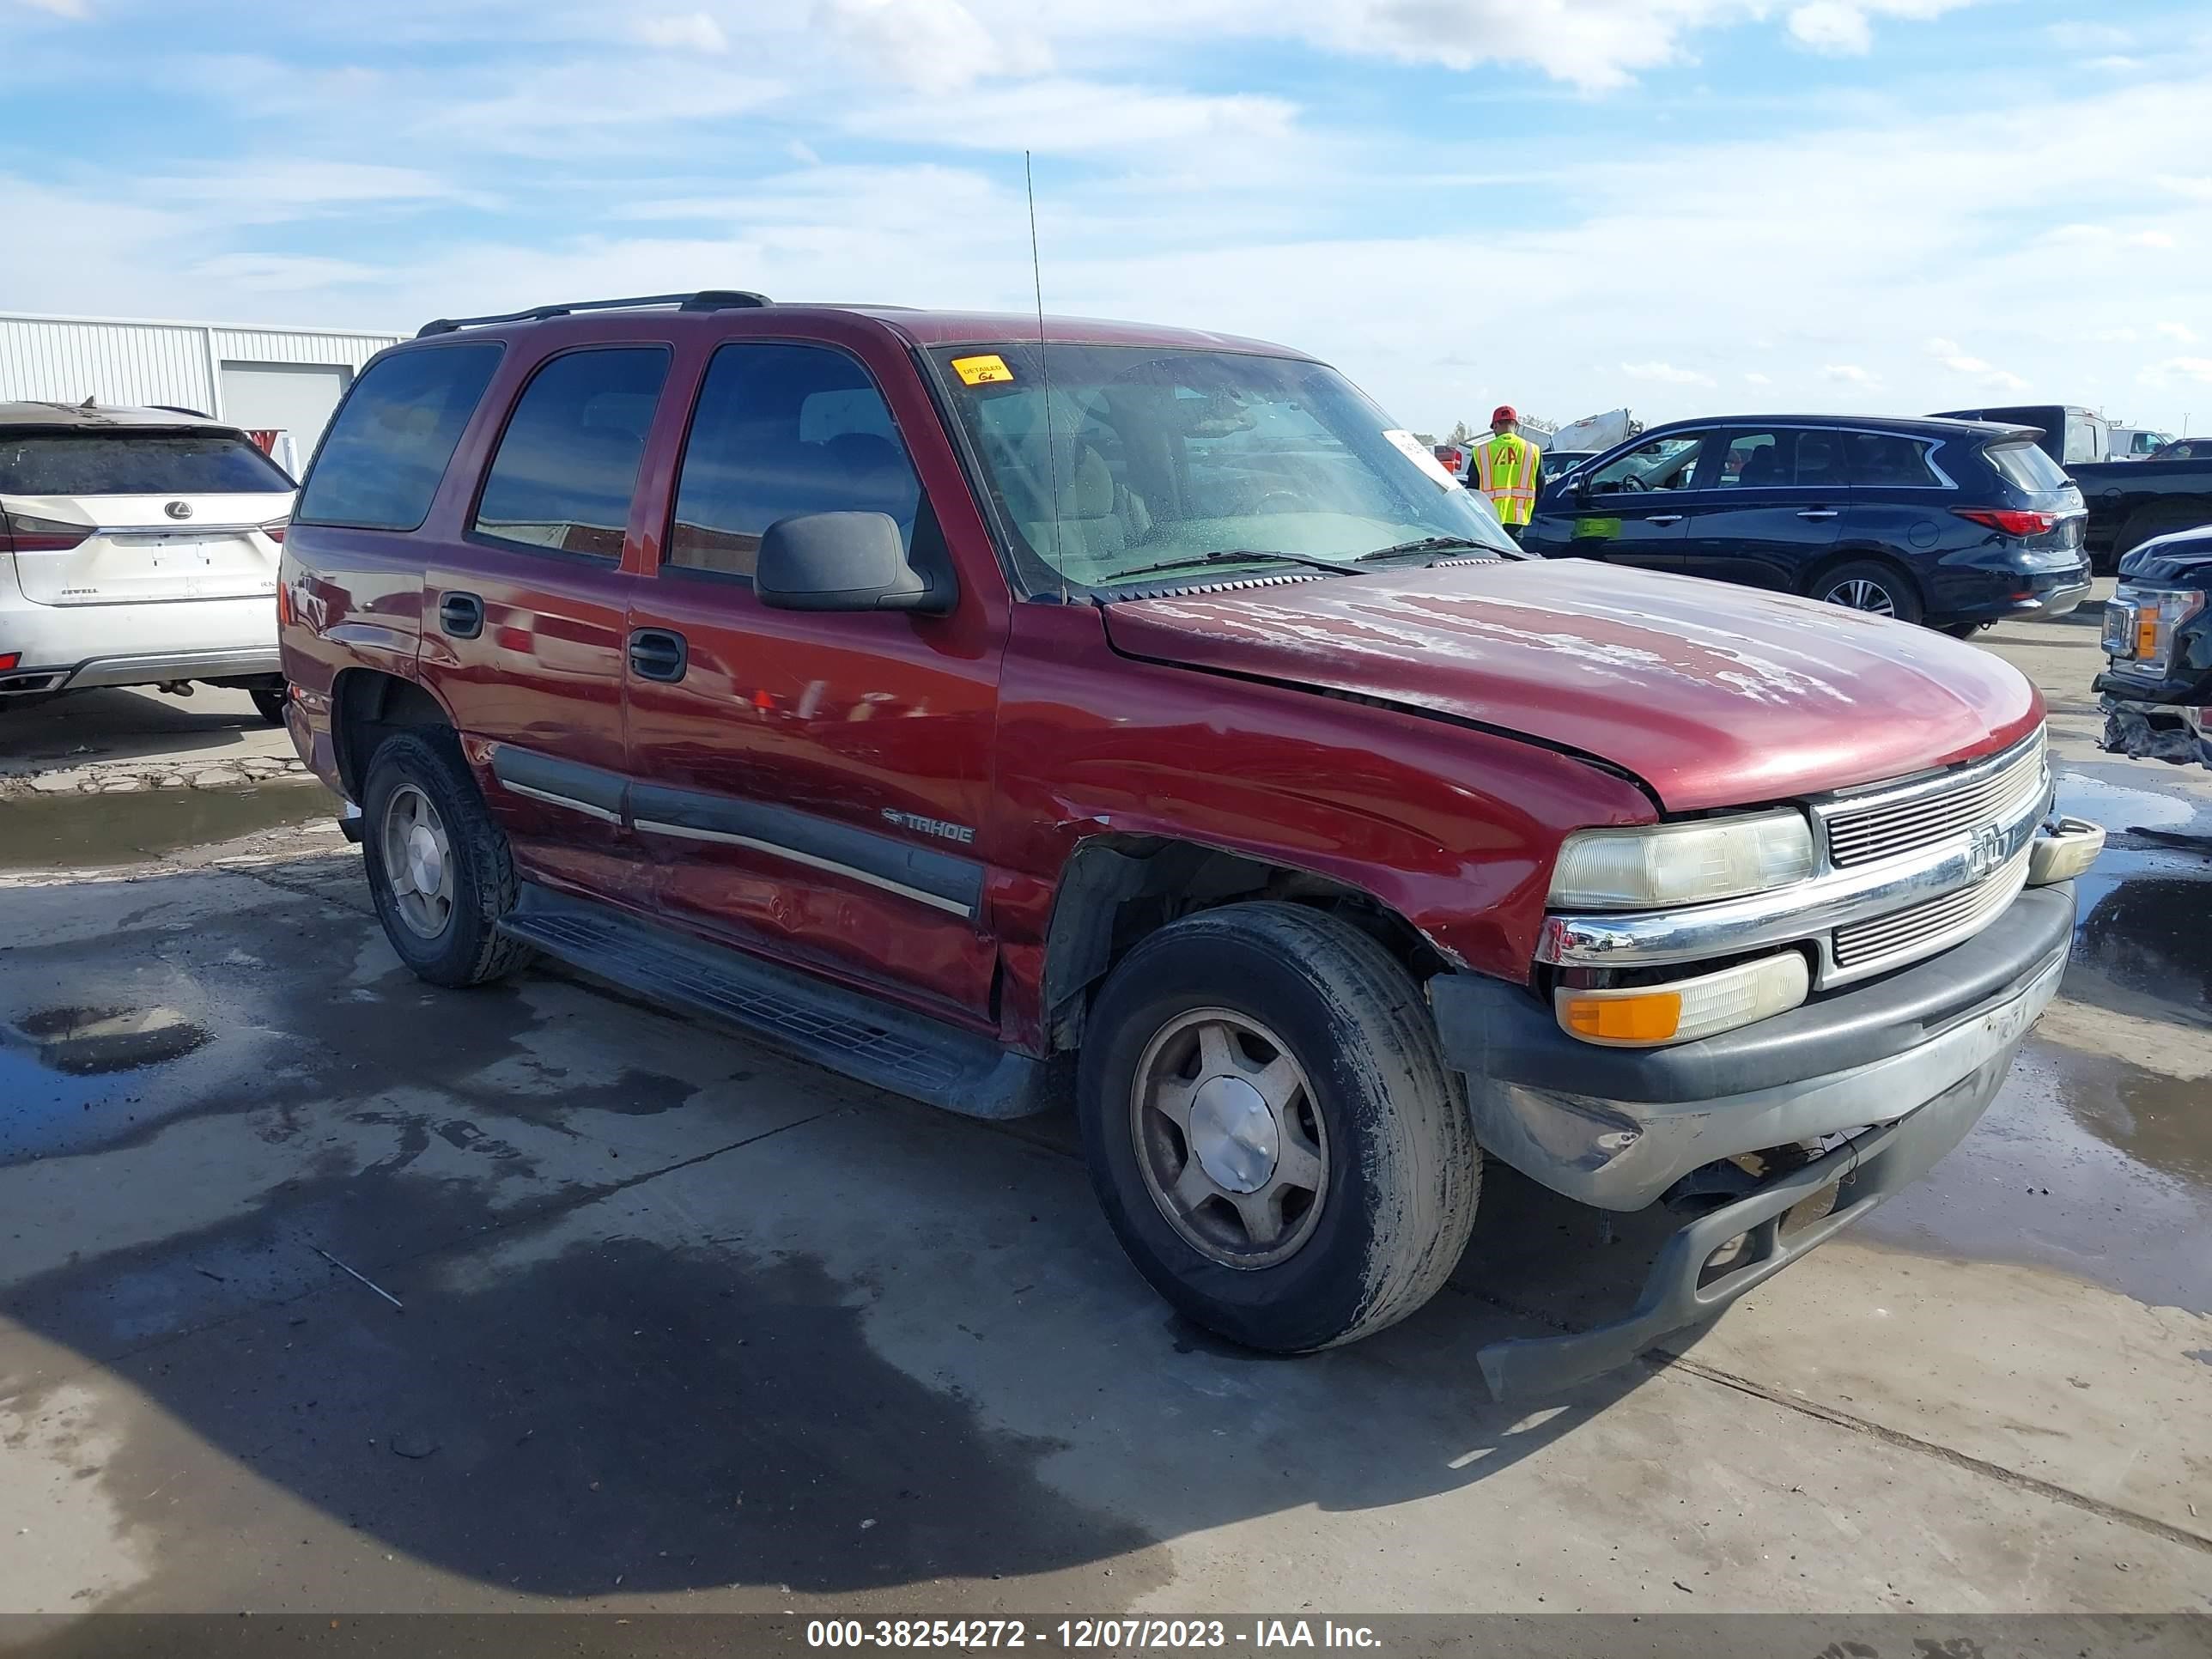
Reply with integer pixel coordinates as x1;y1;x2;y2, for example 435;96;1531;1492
1474;433;1542;526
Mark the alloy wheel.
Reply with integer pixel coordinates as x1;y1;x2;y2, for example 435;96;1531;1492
1130;1007;1329;1269
1823;577;1896;616
380;782;456;940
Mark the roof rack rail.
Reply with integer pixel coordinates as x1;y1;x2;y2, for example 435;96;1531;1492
416;289;770;338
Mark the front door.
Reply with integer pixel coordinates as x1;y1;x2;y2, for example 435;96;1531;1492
1557;431;1711;573
1671;427;1844;590
420;343;672;896
622;337;1005;1024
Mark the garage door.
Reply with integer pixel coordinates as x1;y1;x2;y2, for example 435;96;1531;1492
218;361;353;479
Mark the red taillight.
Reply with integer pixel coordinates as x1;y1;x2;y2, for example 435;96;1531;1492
276;582;295;628
261;518;288;544
0;653;19;672
1954;507;2058;537
3;511;93;552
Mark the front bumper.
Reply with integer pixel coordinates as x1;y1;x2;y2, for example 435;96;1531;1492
1433;881;2075;1398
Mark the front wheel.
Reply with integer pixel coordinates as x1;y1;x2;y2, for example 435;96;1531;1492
1813;559;1923;625
1077;902;1480;1353
360;729;532;988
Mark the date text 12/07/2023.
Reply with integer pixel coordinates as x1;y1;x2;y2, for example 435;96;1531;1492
805;1618;1383;1650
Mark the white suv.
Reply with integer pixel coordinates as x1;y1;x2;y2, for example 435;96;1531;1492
1;402;296;722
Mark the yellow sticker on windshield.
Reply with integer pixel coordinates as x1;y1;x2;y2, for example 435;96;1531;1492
951;353;1014;386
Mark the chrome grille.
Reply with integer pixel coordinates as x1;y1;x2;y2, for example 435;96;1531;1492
1831;848;2029;972
1824;732;2048;868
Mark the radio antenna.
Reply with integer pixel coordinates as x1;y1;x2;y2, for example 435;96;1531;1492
1025;150;1067;605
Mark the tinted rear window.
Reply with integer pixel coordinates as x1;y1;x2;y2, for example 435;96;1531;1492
1986;441;2070;494
472;347;670;558
1838;431;1944;488
0;431;293;496
296;343;504;531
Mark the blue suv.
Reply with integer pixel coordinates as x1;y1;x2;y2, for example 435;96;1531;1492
1520;415;2092;635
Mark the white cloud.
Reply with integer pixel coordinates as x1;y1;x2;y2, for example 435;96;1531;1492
2156;320;2202;344
2127;230;2177;248
1620;360;1717;386
818;0;1048;88
634;12;728;52
1925;336;2027;391
2139;358;2212;389
2093;328;2142;345
15;0;90;15
1823;363;1881;385
1788;0;1965;57
1744;372;1771;385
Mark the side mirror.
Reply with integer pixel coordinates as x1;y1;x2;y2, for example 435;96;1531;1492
1571;472;1594;502
756;512;951;615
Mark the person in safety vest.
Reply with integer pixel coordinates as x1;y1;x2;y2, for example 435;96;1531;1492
1472;404;1542;540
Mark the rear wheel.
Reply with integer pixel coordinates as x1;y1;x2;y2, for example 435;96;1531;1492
360;729;532;988
2113;504;2203;566
248;686;288;726
1812;559;1923;625
1077;902;1480;1352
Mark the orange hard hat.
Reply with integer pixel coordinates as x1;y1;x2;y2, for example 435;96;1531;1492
1492;404;1518;425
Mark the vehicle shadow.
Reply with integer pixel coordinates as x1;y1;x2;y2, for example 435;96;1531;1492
0;859;1705;1610
0;687;270;773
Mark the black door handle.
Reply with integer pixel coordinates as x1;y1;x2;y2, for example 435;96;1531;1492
629;628;688;684
438;591;483;639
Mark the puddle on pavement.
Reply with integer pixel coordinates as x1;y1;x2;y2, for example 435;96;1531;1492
2053;769;2205;836
0;782;327;871
0;1006;212;1162
1863;788;2211;1310
1860;1038;2210;1314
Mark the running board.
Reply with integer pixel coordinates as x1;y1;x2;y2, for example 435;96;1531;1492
499;887;1051;1120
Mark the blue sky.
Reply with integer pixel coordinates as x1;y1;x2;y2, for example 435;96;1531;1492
3;0;2208;436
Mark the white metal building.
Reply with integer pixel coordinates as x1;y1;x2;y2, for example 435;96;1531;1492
0;311;404;477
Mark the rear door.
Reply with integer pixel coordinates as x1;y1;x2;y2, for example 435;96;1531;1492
1553;431;1710;571
0;427;293;608
622;336;1005;1023
418;343;671;897
1672;426;1844;589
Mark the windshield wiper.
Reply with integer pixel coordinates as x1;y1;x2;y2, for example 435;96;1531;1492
1356;536;1513;563
1107;549;1357;584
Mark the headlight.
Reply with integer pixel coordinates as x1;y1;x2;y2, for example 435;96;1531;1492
1548;810;1815;910
2108;584;2207;676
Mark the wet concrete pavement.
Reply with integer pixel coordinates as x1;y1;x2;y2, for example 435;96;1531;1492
1;612;2209;1623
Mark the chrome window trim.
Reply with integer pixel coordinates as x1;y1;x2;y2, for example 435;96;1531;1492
1537;731;2052;988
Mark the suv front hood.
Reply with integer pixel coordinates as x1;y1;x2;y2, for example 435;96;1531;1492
1100;559;2043;812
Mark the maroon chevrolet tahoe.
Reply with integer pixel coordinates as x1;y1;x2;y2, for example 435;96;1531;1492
277;291;2105;1395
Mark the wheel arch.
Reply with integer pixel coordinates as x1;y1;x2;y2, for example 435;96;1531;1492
331;665;458;803
1037;833;1445;1053
1801;545;1928;611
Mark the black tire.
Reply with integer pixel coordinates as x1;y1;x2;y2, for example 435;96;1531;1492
2114;505;2204;562
249;686;289;726
1942;621;1985;640
359;728;532;988
1810;558;1923;626
1077;902;1480;1353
